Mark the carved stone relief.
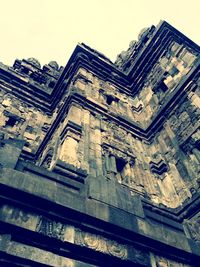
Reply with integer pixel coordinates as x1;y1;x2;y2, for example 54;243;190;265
74;229;127;259
0;89;53;153
0;205;39;231
36;217;151;264
133;42;198;124
180;128;200;181
102;143;135;185
36;217;66;240
169;97;200;145
154;255;192;267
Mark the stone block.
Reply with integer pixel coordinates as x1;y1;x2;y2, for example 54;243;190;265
0;139;25;169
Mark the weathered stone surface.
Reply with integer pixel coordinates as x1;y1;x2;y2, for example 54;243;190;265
183;212;200;242
0;20;200;266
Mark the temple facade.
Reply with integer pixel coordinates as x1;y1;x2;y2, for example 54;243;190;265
0;21;200;266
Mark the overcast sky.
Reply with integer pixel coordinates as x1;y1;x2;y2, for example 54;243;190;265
0;0;199;68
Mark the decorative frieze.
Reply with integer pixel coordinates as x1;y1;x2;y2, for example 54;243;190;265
75;229;127;259
0;205;150;264
74;228;150;265
152;254;192;267
0;21;200;266
0;205;39;231
36;217;66;240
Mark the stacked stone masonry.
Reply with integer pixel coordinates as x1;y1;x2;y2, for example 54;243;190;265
0;21;200;266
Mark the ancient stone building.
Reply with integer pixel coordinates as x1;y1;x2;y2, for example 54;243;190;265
0;20;200;266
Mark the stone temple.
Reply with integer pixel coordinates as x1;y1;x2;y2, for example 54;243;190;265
0;20;200;266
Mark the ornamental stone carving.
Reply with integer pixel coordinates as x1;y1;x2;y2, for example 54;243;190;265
102;144;135;184
74;229;127;259
107;240;127;259
0;205;39;231
102;122;135;158
106;122;128;142
36;217;66;240
155;255;192;267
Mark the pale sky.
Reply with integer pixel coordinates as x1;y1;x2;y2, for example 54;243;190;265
0;0;199;68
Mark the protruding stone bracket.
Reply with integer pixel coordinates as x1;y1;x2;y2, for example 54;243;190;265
149;159;168;177
60;120;82;141
53;159;88;184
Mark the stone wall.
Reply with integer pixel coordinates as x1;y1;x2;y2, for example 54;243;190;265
37;66;199;209
0;88;53;153
0;62;195;209
0;21;200;266
130;41;198;126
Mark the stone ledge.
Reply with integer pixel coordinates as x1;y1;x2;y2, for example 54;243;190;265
1;168;200;261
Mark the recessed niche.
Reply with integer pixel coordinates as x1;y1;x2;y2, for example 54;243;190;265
5;116;17;127
106;95;114;105
116;157;126;173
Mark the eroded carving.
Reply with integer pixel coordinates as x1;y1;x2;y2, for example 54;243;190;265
154;255;192;267
75;229;127;259
36;217;65;240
